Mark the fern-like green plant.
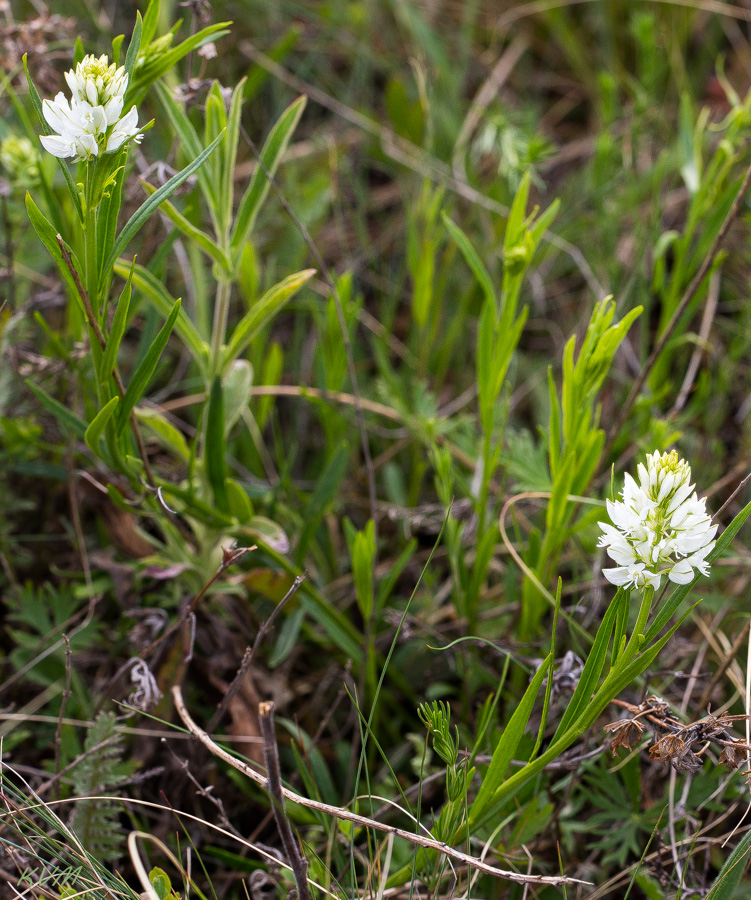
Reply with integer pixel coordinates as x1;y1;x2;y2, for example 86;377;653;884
69;711;125;862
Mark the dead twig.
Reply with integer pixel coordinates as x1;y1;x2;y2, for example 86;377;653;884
172;686;589;887
207;574;306;733
258;701;312;900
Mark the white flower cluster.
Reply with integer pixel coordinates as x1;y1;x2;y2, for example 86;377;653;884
40;54;142;162
598;450;716;591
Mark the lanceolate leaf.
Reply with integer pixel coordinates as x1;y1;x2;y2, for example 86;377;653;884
114;260;207;367
84;396;120;454
27;382;87;440
25;195;83;313
442;213;496;309
115;298;181;434
224;269;315;369
469;655;551;827
139;181;231;273
205;376;229;514
99;264;133;384
230;95;307;263
103;132;224;275
123;10;143;76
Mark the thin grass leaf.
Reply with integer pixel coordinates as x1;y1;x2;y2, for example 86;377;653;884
84;397;120;454
115;299;181;434
103;132;224;275
296;442;349;564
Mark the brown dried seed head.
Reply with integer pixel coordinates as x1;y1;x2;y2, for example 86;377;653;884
604;718;645;756
719;741;747;770
649;734;685;761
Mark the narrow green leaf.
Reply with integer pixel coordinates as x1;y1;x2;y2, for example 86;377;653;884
139;181;231;272
222;78;247;231
705;826;751;898
23;55;83;222
230;95;307;262
103;131;224;275
135;408;189;461
469;656;550;825
128;24;231;108
205;376;229;514
224;269;315;369
99;264;133;383
115;260;207;366
123;11;143;76
442;213;496;308
84;396;120;454
115;298;181;434
97;151;127;284
141;0;160;46
27;382;87;440
505;170;531;252
552;591;621;742
25;194;84;315
111;34;125;65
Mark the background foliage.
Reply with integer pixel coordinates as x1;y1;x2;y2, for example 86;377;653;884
3;1;751;897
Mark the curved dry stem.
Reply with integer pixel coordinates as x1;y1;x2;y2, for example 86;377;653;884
172;686;589;887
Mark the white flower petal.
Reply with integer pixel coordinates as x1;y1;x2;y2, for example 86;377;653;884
39;134;74;157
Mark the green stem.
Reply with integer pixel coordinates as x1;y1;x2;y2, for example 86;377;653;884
618;584;654;669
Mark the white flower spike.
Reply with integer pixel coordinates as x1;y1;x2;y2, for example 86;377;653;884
39;54;143;163
598;450;716;592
